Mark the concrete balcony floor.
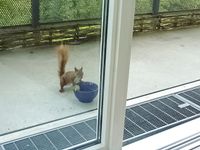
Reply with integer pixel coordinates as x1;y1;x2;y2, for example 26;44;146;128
0;27;200;135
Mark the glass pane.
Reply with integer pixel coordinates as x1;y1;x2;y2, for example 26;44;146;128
0;0;107;149
124;1;200;147
128;19;200;98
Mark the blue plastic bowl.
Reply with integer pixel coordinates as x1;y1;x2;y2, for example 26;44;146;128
74;81;98;103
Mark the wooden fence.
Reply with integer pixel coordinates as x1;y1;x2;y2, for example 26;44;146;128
0;9;200;51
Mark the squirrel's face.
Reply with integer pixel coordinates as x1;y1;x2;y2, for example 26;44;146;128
74;67;83;84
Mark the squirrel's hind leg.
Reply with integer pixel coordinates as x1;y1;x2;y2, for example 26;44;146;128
59;78;65;93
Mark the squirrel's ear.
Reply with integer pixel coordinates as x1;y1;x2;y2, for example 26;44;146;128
74;67;78;71
80;67;83;71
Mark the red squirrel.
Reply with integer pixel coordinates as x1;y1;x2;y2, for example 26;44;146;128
57;43;83;92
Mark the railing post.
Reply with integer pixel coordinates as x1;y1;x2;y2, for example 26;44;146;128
32;0;40;27
152;0;160;15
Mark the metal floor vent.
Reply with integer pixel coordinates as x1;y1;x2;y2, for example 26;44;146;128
1;119;97;150
123;86;200;146
1;86;200;150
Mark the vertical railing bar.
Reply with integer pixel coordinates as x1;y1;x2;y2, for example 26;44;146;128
32;0;40;28
152;0;160;15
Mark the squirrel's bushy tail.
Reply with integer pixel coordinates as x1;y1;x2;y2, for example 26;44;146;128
57;42;69;77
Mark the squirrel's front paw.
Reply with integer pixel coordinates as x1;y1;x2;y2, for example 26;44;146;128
74;85;80;91
59;89;64;93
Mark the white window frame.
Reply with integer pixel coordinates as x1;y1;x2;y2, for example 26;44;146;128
86;0;135;149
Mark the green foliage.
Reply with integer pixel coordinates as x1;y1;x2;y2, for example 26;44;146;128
160;0;200;12
40;0;102;23
0;0;31;26
1;0;200;27
135;0;152;14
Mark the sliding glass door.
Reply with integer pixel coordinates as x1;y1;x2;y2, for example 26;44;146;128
0;0;135;149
